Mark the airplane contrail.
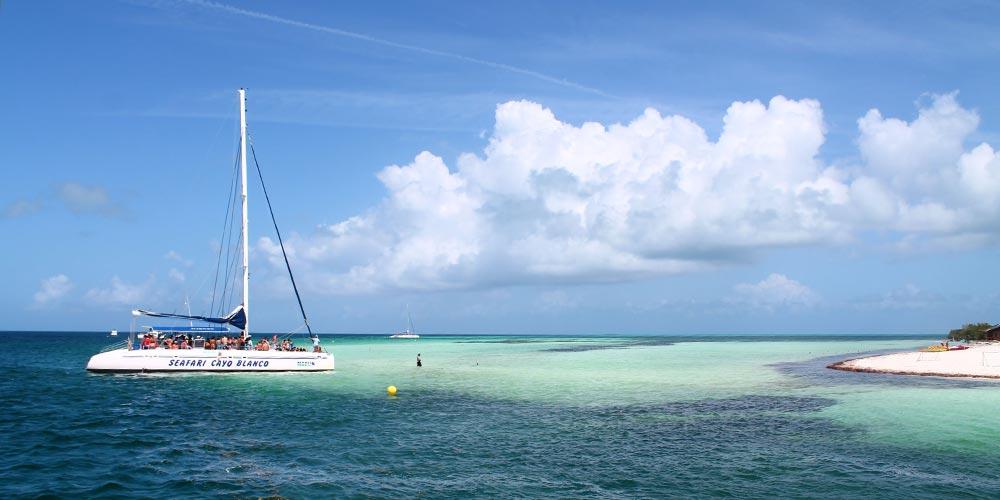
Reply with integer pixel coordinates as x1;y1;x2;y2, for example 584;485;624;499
179;0;614;98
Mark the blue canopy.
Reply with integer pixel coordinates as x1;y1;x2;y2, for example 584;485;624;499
136;305;246;330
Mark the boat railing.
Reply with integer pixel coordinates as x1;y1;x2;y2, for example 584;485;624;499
100;340;132;353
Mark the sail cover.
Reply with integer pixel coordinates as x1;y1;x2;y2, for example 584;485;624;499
135;305;246;330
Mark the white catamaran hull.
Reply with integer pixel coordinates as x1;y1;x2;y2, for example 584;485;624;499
86;349;334;373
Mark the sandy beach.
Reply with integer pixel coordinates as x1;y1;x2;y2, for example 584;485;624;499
830;344;1000;378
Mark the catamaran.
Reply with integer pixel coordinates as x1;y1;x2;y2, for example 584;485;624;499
86;89;334;373
389;306;419;339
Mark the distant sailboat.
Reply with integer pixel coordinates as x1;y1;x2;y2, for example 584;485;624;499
390;307;420;339
86;89;334;373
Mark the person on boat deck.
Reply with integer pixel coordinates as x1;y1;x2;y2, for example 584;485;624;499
417;353;422;367
179;339;190;349
312;335;321;353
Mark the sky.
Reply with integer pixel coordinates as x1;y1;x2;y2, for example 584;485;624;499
2;0;1000;334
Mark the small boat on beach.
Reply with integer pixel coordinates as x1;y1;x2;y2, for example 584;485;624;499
86;90;334;373
919;341;970;353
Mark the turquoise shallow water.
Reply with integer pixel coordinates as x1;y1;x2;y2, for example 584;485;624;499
1;332;999;498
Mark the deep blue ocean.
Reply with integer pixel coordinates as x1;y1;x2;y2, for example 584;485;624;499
2;332;998;499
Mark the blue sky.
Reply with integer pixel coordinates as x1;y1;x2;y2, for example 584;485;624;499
2;0;1000;334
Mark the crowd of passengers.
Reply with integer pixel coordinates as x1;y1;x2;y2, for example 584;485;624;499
139;333;308;351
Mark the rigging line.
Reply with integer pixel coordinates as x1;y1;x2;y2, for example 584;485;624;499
224;203;244;312
248;139;314;337
263;323;306;344
185;267;214;319
275;323;307;343
213;148;239;315
220;227;241;315
211;139;242;315
218;147;243;316
214;131;242;315
218;188;239;315
209;148;239;314
223;230;243;312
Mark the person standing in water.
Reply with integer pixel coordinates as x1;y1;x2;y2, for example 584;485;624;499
416;353;422;367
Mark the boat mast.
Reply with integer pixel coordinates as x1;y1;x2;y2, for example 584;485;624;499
407;305;413;334
239;88;250;340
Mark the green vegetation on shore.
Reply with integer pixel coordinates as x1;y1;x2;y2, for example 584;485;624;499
947;323;994;341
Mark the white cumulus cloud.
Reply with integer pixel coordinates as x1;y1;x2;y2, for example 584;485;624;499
57;182;120;216
850;92;1000;237
731;274;820;310
84;276;156;307
168;268;186;283
3;199;42;219
259;92;999;294
164;250;194;267
852;283;948;310
33;274;73;307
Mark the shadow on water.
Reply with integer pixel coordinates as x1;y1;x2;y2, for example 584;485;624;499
542;337;677;352
456;338;582;344
454;336;678;352
459;334;935;353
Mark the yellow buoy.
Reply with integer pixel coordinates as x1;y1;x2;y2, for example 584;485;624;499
387;385;397;396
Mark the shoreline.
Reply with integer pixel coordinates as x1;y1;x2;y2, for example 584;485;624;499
828;344;1000;379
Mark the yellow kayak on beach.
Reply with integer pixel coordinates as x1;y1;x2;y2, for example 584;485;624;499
919;345;949;352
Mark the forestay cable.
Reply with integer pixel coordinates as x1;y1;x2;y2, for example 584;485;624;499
248;139;314;338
